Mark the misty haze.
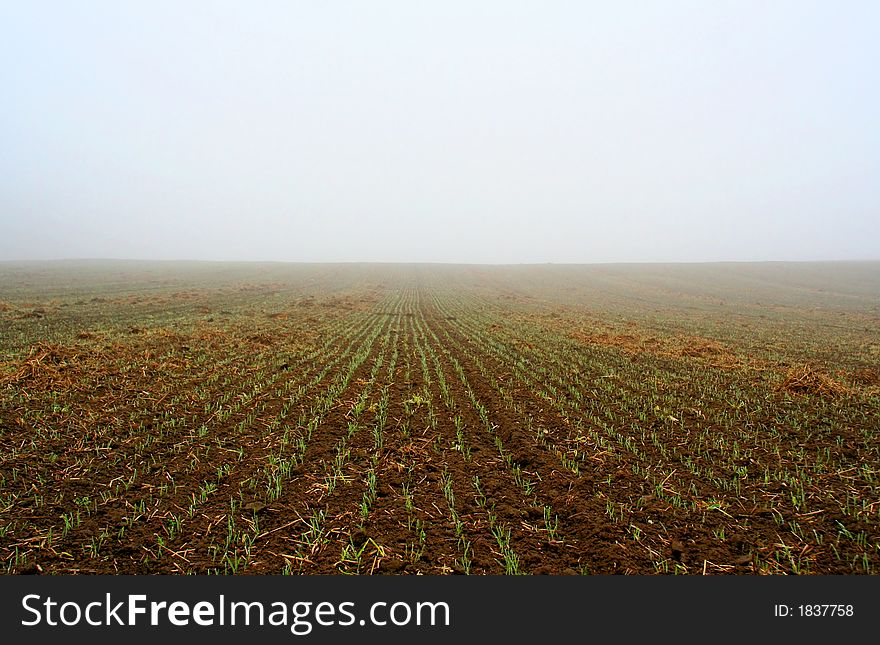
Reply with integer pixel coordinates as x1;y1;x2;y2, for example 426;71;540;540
2;2;878;263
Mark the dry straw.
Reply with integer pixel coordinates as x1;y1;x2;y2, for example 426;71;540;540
775;364;848;397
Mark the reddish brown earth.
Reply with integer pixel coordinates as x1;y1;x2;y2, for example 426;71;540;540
1;262;878;574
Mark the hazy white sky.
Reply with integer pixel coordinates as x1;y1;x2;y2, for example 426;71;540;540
1;1;878;263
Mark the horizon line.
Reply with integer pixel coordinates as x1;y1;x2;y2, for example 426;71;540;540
1;257;879;267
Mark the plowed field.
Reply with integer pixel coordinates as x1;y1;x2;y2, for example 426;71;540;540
2;261;879;574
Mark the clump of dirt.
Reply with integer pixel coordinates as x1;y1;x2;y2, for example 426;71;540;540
776;365;848;397
0;301;14;312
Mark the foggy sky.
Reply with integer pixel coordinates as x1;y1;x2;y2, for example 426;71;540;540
2;1;878;264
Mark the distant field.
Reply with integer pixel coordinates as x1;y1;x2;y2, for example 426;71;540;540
1;260;878;574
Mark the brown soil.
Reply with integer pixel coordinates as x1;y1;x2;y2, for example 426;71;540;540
0;275;878;576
